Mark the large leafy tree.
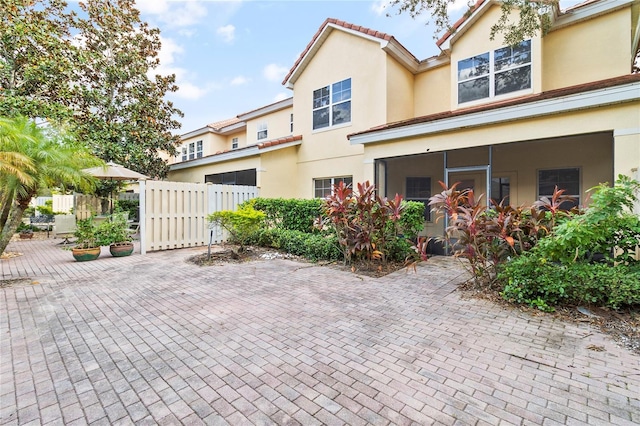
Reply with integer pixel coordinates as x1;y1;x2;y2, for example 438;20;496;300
72;0;183;178
0;116;100;255
1;0;183;179
0;0;77;120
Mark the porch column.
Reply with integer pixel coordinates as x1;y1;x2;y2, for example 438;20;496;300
363;159;375;186
613;128;640;214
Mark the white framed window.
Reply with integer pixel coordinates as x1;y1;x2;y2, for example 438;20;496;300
405;177;431;221
312;78;351;130
257;122;268;140
538;168;580;209
181;146;187;162
290;113;294;133
232;137;238;149
458;40;531;104
188;142;195;160
196;140;203;158
314;176;353;198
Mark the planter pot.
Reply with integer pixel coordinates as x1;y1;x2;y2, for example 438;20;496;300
109;243;134;257
72;246;101;262
19;232;34;239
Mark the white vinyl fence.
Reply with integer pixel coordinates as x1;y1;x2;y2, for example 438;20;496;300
52;195;74;214
139;181;258;254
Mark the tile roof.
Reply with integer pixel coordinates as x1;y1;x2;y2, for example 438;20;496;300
282;18;415;86
349;73;640;138
208;117;241;131
258;135;302;149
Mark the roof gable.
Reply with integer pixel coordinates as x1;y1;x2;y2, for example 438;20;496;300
282;18;420;88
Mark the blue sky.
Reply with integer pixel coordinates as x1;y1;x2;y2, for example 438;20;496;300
112;0;582;135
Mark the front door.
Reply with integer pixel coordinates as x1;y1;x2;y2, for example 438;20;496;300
447;170;489;205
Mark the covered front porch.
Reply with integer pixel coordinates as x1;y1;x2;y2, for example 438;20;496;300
374;132;614;241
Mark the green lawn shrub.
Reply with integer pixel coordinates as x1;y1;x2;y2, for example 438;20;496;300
249;198;323;233
249;228;341;262
500;254;640;311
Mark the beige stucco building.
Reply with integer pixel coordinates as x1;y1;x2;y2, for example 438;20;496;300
168;0;640;237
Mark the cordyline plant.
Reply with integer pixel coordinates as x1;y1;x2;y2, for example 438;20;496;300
318;181;404;266
429;181;576;285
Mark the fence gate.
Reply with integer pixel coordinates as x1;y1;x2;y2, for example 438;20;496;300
139;181;258;254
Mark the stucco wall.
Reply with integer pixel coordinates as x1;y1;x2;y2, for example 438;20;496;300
259;147;299;198
244;106;293;146
386;55;414;123
543;8;631;91
414;64;450;117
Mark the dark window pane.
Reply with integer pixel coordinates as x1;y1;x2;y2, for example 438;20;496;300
457;53;489;80
495;66;531;95
491;177;510;205
332;101;351;125
458;76;490;103
313;107;330;129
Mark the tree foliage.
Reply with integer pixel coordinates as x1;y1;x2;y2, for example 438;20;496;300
0;116;100;254
389;0;557;45
72;0;182;178
0;0;183;178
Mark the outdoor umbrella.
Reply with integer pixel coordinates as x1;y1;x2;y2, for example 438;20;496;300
82;162;149;213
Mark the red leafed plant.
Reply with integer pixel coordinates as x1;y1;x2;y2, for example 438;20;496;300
429;181;577;285
320;180;406;266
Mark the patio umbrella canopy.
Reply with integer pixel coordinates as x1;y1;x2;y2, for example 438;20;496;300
82;162;149;181
82;162;149;214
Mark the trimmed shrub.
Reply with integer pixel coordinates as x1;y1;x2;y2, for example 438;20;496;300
249;198;323;233
500;254;640;311
250;228;341;262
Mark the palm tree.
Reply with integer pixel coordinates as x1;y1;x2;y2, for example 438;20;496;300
0;116;101;255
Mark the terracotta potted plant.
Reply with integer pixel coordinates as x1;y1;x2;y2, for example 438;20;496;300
72;217;101;261
97;212;134;257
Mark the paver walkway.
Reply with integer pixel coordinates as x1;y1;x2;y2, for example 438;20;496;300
1;238;639;425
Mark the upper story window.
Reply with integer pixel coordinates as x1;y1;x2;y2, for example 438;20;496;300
290;113;294;133
188;142;195;160
181;146;187;162
257;122;268;140
312;78;351;130
232;137;238;149
196;140;203;158
458;40;531;104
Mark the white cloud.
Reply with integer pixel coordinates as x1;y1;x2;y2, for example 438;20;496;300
231;75;250;86
371;0;391;16
154;35;215;101
273;93;289;102
217;24;236;43
136;0;208;28
448;0;471;13
263;63;289;82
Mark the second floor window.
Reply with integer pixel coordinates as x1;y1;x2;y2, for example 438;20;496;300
181;146;187;161
458;40;531;104
188;142;195;160
290;113;294;133
196;140;203;158
313;78;351;130
232;137;238;149
257;122;268;140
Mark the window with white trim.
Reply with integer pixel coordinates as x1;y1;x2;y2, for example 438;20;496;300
406;177;431;221
196;140;203;158
188;142;195;160
232;137;238;149
290;113;294;133
314;176;353;198
458;40;531;104
181;146;187;162
312;78;351;130
257;122;268;140
538;168;580;210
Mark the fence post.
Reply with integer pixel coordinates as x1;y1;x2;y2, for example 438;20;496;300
139;180;146;255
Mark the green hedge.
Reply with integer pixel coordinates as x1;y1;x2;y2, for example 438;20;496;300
499;255;640;311
249;198;323;233
249;228;342;262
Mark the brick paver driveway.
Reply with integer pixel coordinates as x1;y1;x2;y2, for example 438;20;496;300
1;239;639;425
